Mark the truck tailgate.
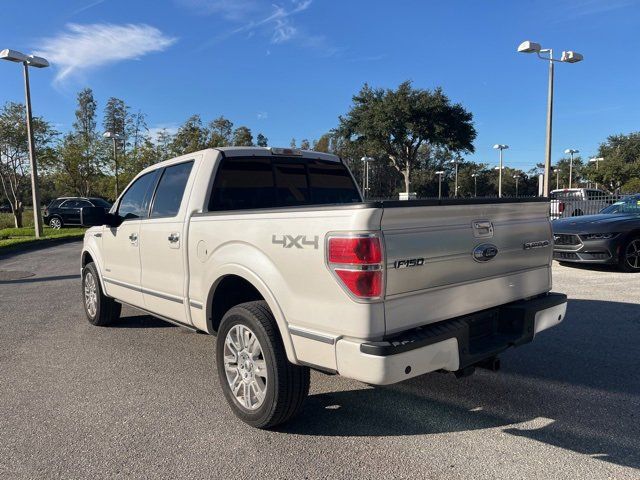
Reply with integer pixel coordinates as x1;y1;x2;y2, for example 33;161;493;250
381;200;552;335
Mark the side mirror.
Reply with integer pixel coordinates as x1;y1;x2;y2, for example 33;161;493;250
80;207;122;227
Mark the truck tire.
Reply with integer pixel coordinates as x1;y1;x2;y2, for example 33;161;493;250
82;262;122;326
216;301;310;429
619;236;640;272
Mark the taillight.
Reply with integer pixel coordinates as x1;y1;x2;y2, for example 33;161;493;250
559;202;565;213
327;235;384;300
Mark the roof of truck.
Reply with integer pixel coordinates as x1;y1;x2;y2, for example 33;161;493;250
215;146;340;162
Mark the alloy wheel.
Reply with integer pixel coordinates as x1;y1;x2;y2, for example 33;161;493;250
223;324;268;410
84;271;98;317
625;239;640;270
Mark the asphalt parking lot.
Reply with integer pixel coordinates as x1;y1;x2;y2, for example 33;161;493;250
1;241;639;479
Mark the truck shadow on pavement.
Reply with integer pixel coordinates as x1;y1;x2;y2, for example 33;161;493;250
281;299;640;470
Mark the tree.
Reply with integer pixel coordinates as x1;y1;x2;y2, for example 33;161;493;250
256;133;268;147
312;134;331;153
208;116;233;147
0;102;56;227
289;138;297;148
581;132;640;192
170;115;208;156
233;126;254;146
44;88;103;197
300;139;310;150
103;97;129;196
337;81;476;193
551;156;584;190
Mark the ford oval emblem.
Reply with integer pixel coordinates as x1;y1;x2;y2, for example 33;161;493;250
473;243;499;262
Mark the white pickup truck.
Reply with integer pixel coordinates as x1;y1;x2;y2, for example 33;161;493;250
80;147;567;428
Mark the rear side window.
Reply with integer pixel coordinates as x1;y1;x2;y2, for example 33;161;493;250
208;157;360;211
117;170;159;220
151;162;194;218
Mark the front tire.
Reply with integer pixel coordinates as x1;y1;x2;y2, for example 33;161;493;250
82;262;121;325
216;301;310;429
619;236;640;272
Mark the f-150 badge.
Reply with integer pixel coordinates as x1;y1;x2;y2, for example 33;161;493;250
272;234;319;249
394;258;426;269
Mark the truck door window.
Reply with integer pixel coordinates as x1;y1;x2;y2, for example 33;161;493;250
150;161;194;218
117;170;159;221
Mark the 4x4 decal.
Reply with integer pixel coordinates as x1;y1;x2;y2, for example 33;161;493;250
272;234;319;249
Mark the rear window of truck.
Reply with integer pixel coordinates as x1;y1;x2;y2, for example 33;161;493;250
208;157;361;211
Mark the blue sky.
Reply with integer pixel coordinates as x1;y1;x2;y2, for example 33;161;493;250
1;0;639;172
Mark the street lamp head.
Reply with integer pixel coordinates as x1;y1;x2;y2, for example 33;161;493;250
103;131;122;139
564;148;579;154
360;156;374;162
517;41;542;54
493;144;509;150
0;49;49;67
435;171;445;175
0;48;28;63
26;55;49;68
561;51;583;63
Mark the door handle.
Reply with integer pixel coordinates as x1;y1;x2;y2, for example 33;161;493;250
168;233;180;243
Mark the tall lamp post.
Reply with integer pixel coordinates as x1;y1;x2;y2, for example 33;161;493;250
0;49;49;237
104;132;122;198
471;173;479;197
450;157;461;198
554;168;561;190
564;148;579;188
435;170;445;199
493;144;509;198
589;157;604;189
513;174;520;197
517;41;583;197
360;156;374;199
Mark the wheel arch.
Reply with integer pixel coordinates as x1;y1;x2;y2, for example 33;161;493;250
204;266;297;364
81;245;108;295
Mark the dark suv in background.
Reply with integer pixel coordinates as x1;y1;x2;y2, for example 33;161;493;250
44;197;112;229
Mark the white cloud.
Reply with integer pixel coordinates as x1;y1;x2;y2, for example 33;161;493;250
256;111;268;120
194;0;330;52
271;18;297;44
36;23;177;83
176;0;260;20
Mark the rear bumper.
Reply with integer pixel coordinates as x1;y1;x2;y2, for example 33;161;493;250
335;293;567;385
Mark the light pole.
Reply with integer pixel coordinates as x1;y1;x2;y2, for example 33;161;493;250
104;132;122;198
554;168;561;190
493;144;509;198
360;156;374;199
513;174;520;197
450;157;461;197
435;171;445;199
0;49;49;237
517;40;583;197
471;173;479;197
564;148;579;188
589;157;604;189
